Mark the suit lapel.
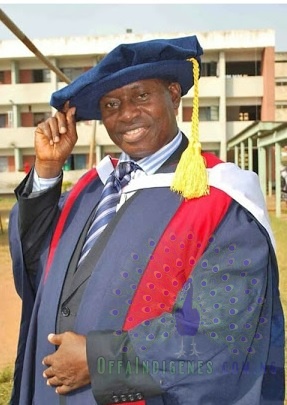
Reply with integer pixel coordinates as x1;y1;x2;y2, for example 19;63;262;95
62;188;140;301
158;133;188;172
53;137;188;302
43;174;103;311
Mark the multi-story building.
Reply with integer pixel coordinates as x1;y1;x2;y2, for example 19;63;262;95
0;29;282;174
275;52;287;122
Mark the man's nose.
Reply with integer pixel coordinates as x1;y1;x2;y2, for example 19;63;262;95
118;99;140;121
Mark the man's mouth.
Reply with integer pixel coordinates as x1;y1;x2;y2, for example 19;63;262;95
122;127;146;142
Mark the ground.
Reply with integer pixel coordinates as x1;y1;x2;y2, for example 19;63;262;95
0;203;21;369
0;262;21;369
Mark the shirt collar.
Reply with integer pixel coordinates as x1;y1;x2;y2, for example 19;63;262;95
97;130;182;184
120;130;182;175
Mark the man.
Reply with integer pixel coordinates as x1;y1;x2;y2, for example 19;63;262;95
9;36;284;404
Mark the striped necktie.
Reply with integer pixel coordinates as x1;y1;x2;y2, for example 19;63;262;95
78;161;140;266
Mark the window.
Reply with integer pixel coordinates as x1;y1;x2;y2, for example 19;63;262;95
182;106;219;122
199;106;219;121
239;112;249;121
226;105;261;121
0;157;8;172
201;62;217;77
74;154;87;170
0;70;11;84
60;67;88;82
32;69;51;83
33;112;51;126
276;81;287;86
0;114;6;128
226;61;261;77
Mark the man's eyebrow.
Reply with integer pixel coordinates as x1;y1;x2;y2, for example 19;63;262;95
130;82;144;88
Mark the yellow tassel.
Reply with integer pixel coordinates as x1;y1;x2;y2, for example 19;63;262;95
171;57;209;199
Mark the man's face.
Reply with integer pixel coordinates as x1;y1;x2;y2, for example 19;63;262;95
99;79;181;159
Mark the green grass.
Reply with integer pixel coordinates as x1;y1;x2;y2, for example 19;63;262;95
270;213;287;307
0;367;13;405
0;197;16;211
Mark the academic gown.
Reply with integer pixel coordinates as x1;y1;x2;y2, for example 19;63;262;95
8;140;285;405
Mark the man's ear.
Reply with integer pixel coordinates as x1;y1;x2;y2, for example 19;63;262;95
168;82;182;109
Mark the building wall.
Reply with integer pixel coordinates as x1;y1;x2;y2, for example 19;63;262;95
275;52;287;121
261;47;275;120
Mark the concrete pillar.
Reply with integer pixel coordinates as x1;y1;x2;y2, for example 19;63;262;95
11;60;19;84
50;57;58;90
177;100;183;122
96;145;102;165
234;145;239;166
240;142;245;170
14;147;22;172
9;63;20;128
9;102;20;128
258;146;267;198
50;58;59;116
12;104;20;128
268;147;273;196
248;137;253;171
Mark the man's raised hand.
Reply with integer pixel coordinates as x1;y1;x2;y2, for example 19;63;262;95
34;101;78;178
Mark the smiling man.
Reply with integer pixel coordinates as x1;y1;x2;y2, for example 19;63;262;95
9;36;284;405
99;79;180;160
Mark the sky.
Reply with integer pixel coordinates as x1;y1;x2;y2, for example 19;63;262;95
0;2;287;51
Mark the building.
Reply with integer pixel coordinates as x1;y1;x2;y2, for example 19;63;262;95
225;50;287;217
275;52;287;121
0;29;282;174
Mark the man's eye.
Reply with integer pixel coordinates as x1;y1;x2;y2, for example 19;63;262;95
106;101;119;108
138;93;148;100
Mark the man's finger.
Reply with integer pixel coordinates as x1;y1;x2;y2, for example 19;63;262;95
47;332;64;346
46;376;61;387
53;112;68;135
66;107;76;130
43;365;55;379
62;100;70;114
67;106;76;120
65;107;78;146
56;384;72;395
42;354;52;367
